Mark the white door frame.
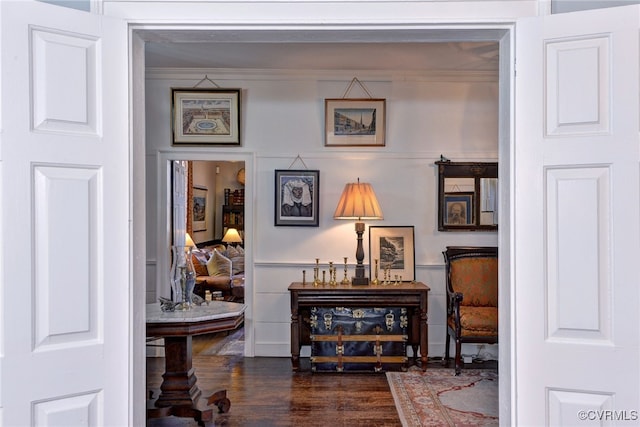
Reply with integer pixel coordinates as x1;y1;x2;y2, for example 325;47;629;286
130;23;515;425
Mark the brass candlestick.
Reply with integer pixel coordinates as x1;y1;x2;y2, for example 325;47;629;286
371;259;380;285
341;257;350;285
328;262;336;286
302;270;306;285
383;265;391;285
314;258;321;286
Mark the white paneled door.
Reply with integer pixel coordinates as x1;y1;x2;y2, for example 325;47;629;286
0;1;130;425
515;5;640;425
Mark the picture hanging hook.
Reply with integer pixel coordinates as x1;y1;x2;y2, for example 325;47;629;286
288;154;308;169
341;77;373;99
193;75;221;88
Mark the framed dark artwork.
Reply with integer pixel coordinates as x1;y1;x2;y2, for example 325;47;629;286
369;226;415;282
172;88;241;145
192;185;208;231
443;192;474;226
274;169;320;226
324;98;386;147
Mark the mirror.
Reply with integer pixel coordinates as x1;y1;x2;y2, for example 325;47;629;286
435;160;498;232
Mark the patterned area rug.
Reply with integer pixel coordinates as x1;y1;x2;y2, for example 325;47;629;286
386;367;498;426
198;328;244;356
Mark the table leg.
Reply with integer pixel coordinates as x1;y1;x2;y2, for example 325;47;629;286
290;305;300;371
148;335;230;425
420;306;428;372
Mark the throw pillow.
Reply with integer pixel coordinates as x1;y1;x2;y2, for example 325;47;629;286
226;245;240;258
206;253;218;276
191;251;209;276
206;250;231;277
231;256;245;275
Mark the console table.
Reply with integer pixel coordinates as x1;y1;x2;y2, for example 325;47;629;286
146;301;245;426
288;281;430;372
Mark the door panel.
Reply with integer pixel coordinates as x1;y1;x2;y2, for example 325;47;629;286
515;6;639;425
1;1;129;425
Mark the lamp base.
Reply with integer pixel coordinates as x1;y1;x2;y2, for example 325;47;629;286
351;276;369;286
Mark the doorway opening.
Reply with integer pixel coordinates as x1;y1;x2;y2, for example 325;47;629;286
133;24;513;424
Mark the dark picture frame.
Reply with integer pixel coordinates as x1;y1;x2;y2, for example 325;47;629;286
274;169;320;226
443;192;474;226
435;161;498;232
324;98;386;147
368;226;415;282
192;185;208;231
172;88;241;146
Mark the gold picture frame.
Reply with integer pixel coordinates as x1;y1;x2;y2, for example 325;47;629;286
324;98;386;147
192;186;208;231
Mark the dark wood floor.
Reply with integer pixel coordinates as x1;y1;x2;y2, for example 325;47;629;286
146;332;496;427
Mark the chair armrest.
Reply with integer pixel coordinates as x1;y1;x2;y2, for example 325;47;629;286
446;288;463;312
449;291;464;336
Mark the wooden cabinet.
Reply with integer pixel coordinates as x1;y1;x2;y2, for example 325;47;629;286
222;204;244;231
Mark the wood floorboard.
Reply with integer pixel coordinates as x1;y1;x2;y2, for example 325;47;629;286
146;332;497;427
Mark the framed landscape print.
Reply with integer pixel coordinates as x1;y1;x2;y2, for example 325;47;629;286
172;88;241;145
324;98;386;147
274;169;320;226
192;185;208;231
369;226;415;282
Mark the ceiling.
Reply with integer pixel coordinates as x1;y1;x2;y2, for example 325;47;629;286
143;30;500;72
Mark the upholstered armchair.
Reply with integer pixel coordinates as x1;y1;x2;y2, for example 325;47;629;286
443;246;498;375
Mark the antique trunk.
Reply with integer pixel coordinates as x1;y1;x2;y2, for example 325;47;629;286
310;306;408;372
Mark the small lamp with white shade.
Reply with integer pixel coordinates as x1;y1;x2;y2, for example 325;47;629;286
222;228;243;247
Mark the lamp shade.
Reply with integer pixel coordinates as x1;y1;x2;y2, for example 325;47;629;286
333;179;383;220
185;233;196;248
222;228;243;244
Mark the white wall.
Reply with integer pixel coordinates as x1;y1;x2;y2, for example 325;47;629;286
146;68;499;357
191;160;217;243
190;160;245;242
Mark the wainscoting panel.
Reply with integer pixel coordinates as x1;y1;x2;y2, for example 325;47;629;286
545;166;611;342
254;321;291;358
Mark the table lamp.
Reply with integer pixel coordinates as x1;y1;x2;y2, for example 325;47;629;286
185;232;196;249
222;228;243;246
333;178;383;285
